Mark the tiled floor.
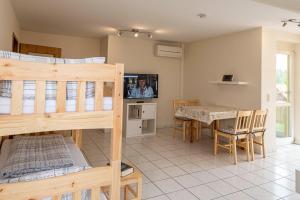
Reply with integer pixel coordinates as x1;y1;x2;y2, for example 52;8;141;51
81;128;300;200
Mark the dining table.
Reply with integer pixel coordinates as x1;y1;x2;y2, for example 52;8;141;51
175;104;238;142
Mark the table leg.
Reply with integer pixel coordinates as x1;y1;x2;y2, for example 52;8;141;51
124;185;128;200
137;176;142;200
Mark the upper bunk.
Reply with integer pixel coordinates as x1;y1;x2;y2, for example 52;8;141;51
0;51;124;136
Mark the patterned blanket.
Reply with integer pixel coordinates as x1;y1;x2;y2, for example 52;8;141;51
0;135;74;178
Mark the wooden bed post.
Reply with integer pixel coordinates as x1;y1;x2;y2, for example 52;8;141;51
110;63;124;200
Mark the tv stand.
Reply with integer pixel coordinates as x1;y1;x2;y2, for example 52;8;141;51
123;102;157;137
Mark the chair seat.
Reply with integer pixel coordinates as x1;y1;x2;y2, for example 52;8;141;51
175;116;192;121
217;128;248;135
251;128;265;133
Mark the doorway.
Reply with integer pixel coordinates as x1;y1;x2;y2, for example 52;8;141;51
276;52;294;144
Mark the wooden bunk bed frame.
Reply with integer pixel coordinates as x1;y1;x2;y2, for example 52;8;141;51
0;58;124;200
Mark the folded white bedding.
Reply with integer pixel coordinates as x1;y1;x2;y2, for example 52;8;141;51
0;96;113;114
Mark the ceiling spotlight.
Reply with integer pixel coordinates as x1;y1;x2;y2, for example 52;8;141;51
282;21;287;27
116;29;153;39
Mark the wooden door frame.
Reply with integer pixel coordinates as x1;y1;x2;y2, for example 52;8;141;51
19;43;62;58
12;33;19;53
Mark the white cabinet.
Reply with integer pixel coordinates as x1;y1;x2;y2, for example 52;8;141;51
126;120;142;137
123;102;157;138
142;104;156;119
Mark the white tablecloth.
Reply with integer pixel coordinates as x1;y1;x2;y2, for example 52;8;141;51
175;105;237;124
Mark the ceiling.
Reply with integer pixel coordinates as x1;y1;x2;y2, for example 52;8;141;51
253;0;300;13
11;0;300;42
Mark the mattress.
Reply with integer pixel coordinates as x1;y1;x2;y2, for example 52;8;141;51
0;51;112;114
0;137;107;200
0;96;113;114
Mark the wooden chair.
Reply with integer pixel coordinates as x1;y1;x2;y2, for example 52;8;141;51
249;110;268;161
173;99;200;142
214;110;253;164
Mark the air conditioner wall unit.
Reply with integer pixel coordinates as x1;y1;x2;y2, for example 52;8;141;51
156;45;182;58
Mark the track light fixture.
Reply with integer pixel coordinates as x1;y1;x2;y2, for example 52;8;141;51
116;29;153;39
282;19;300;27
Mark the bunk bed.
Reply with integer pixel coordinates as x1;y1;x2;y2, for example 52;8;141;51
0;51;124;200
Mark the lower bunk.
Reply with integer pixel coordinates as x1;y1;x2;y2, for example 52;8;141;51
0;134;111;200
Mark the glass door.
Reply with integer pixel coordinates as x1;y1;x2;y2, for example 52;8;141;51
276;52;294;143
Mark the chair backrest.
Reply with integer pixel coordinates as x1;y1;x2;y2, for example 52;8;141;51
250;109;268;133
233;110;253;134
173;99;200;115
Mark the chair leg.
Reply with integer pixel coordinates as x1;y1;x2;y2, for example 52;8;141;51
214;131;218;155
199;121;202;139
232;136;238;164
262;135;266;158
250;135;255;161
229;139;232;154
183;122;186;142
246;135;250;162
260;136;264;156
189;122;193;143
195;121;199;141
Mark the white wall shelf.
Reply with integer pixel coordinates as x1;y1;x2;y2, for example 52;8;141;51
209;81;249;85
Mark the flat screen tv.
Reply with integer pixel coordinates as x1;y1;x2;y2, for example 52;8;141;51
124;73;158;99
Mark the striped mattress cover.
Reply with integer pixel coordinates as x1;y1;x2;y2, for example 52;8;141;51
0;137;107;200
0;51;112;114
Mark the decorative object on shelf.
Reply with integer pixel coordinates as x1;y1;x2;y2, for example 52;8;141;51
117;29;153;38
222;74;234;82
281;19;300;27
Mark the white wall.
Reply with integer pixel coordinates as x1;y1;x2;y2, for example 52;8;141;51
184;28;262;109
20;31;101;58
106;35;182;128
0;0;20;50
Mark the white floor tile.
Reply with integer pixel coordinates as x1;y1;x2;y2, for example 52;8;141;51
82;129;300;200
143;169;170;182
283;193;300;200
174;174;202;188
260;182;294;198
240;172;270;185
178;163;203;173
152;159;174;168
146;195;170;200
206;180;238;195
154;179;184;193
162;166;187;177
167;190;198;200
191;171;219;184
208;168;235;179
223;176;254;190
243;186;279;200
142;182;163;199
274;178;295;192
223;191;254;200
254;169;283;181
222;164;249;175
189;185;222;200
